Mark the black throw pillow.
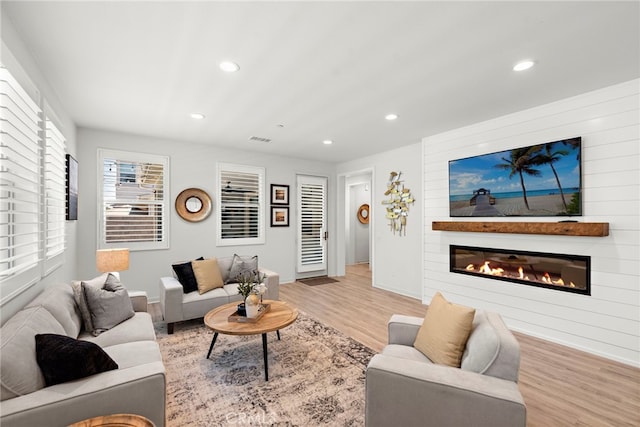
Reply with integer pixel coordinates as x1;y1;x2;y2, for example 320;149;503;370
35;333;118;386
172;257;204;293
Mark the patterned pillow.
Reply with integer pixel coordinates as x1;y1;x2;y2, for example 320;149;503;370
227;254;258;283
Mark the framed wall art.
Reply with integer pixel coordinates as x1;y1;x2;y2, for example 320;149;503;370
270;206;289;227
66;154;78;220
270;184;289;205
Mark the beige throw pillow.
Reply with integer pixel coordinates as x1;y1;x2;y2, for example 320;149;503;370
413;292;476;367
192;258;225;294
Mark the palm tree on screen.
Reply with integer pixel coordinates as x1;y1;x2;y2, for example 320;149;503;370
538;142;570;211
494;146;544;210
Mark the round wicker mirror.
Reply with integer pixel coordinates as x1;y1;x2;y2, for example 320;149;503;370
357;203;370;224
175;188;212;222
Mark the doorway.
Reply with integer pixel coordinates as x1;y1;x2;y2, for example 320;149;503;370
341;170;373;283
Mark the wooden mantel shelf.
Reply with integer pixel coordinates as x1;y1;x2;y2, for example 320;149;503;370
432;221;609;237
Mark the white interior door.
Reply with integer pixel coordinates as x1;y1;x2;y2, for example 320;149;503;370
297;175;327;274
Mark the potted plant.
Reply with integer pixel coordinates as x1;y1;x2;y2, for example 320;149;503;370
236;271;266;317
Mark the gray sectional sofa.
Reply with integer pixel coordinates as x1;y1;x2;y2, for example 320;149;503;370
0;282;166;427
159;256;279;334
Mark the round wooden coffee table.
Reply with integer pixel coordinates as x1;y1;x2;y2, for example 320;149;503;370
204;300;298;381
69;414;154;426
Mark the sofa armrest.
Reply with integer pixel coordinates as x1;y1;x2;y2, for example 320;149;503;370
259;268;279;300
366;354;526;427
159;277;184;323
387;314;423;346
128;291;148;312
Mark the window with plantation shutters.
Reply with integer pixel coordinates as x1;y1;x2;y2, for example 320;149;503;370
98;149;169;250
44;117;66;260
217;163;265;246
0;66;42;285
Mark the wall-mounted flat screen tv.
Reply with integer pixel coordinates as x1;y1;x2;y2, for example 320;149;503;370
449;137;581;217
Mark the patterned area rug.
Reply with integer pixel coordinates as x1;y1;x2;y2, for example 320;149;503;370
154;313;375;426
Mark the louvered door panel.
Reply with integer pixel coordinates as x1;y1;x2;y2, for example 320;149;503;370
297;175;327;273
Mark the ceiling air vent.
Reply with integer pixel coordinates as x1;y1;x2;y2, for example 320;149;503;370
249;136;271;143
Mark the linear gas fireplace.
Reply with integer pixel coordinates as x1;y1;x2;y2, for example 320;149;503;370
450;245;590;295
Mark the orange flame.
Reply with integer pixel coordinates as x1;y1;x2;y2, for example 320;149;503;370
479;261;504;276
466;264;475;271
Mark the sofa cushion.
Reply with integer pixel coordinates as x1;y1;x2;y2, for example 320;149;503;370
25;283;82;338
172;257;204;293
79;312;156;348
381;344;432;364
35;333;118;387
182;287;230;320
192;258;225;294
0;306;66;400
83;274;135;336
102;340;164;370
414;292;475;367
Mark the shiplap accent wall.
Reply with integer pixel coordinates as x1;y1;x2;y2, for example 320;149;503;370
423;79;639;366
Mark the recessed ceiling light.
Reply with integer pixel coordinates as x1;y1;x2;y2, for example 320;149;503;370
513;60;535;71
385;113;398;121
219;61;240;73
323;140;333;145
190;113;205;120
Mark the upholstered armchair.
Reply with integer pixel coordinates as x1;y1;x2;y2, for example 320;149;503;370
365;311;526;427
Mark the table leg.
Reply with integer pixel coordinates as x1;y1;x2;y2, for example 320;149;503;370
206;332;219;359
262;333;269;381
277;330;281;340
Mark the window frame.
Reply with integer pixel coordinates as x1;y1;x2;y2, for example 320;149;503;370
216;162;265;246
97;148;170;252
43;110;67;273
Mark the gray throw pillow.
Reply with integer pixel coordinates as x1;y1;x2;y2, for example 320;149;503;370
82;273;134;336
227;254;258;283
71;273;109;334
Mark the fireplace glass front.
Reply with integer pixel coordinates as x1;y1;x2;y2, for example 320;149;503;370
450;245;590;295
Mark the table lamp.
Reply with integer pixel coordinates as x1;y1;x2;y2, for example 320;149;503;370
96;248;130;273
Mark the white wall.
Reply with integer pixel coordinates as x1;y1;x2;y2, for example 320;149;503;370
76;128;336;301
423;79;640;366
338;143;423;299
1;13;78;323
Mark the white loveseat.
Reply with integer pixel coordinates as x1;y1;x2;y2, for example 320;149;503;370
159;256;279;334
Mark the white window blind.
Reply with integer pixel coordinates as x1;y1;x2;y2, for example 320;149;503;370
0;66;42;281
44;118;66;258
98;149;169;250
217;163;265;246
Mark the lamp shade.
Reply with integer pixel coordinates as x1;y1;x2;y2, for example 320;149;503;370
96;248;130;273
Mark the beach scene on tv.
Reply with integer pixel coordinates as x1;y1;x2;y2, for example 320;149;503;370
449;137;581;217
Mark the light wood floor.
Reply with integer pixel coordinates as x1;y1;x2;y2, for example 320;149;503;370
151;264;640;426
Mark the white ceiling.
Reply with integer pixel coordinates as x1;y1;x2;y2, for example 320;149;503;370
2;1;639;163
